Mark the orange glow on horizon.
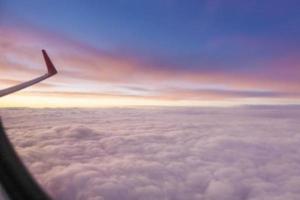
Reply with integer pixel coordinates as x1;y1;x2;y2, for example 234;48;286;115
1;92;300;108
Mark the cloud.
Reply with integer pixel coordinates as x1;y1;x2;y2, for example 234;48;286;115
1;107;300;200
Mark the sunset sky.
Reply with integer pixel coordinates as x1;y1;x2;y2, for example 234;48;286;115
0;0;299;107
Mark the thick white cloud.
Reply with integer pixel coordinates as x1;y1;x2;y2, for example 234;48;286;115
1;107;300;200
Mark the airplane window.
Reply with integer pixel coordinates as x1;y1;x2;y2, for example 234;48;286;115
1;1;300;200
0;184;9;200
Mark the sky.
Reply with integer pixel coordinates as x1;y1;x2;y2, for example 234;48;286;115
0;0;300;107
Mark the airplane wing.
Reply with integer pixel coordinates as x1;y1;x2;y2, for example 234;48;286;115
0;50;57;97
0;50;56;199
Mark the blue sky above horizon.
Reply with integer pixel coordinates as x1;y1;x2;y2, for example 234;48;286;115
0;0;300;107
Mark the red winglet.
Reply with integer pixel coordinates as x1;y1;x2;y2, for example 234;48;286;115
42;49;57;75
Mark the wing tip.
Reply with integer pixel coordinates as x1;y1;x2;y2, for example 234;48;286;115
42;49;58;75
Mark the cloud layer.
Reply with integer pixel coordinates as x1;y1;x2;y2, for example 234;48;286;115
1;107;300;200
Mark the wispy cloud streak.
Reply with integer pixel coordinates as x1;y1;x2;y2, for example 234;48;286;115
1;25;299;106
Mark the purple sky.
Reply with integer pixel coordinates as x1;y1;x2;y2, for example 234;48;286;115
0;0;300;107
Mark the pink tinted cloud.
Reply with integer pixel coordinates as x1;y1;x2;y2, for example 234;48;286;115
2;107;300;199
